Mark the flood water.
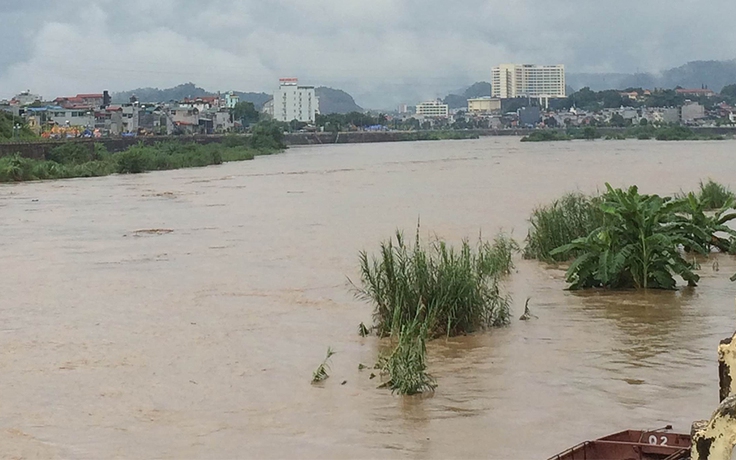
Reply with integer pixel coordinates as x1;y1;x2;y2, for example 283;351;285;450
2;137;736;459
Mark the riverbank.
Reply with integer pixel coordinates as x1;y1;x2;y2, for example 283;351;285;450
4;126;736;162
521;125;732;142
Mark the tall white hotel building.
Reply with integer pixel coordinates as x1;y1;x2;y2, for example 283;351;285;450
491;64;566;99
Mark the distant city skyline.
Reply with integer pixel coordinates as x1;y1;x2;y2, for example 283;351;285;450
3;1;736;108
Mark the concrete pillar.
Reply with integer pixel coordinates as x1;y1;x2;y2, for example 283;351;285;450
719;332;736;402
691;395;736;460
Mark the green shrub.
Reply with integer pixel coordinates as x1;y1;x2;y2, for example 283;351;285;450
524;192;605;262
655;126;695;141
115;145;155;174
250;121;287;151
354;228;514;338
0;155;37;181
46;143;104;164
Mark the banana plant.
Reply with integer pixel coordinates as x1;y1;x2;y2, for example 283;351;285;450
552;184;704;290
672;192;736;253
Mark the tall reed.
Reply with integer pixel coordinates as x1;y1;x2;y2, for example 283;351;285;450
523;192;604;262
698;179;735;210
354;228;515;339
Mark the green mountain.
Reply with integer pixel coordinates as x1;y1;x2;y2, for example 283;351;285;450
315;87;363;114
112;83;270;109
442;81;492;109
568;60;736;92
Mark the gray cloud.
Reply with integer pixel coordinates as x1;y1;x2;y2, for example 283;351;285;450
1;0;736;108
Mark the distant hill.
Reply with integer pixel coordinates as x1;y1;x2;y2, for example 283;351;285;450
442;81;491;109
112;83;361;113
112;83;270;109
568;60;736;92
232;92;271;109
315;87;362;114
112;83;209;104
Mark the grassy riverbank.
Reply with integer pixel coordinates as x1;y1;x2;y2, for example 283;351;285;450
521;125;727;142
0;122;286;183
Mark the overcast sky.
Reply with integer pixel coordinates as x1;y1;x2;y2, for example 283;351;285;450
1;0;736;109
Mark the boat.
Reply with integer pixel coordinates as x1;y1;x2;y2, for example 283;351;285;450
548;426;691;460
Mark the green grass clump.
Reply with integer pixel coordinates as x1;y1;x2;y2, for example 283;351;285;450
354;227;515;339
520;131;571;142
378;314;436;395
697;179;735;210
523;192;605;262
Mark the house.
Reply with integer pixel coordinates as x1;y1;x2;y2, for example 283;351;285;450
680;101;706;124
54;93;105;109
182;96;221;113
46;106;96;128
212;110;234;133
676;88;716;98
224;92;239;109
11;90;42;106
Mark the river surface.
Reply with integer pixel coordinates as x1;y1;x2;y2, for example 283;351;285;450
2;137;736;459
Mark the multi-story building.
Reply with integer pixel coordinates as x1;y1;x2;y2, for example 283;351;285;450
467;97;501;114
273;78;317;123
416;100;449;118
11;90;42;106
491;64;566;99
224;92;240;109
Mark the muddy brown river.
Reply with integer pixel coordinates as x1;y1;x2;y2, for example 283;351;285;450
2;137;736;459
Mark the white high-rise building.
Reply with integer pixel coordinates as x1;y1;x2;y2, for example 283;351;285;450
416;100;449;118
491;64;566;99
273;78;318;123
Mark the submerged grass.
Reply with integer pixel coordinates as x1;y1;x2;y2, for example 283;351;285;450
354;227;515;339
354;228;516;395
523;192;605;262
311;347;336;384
378;314;436;395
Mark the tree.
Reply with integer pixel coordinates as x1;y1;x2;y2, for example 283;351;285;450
582;126;599;140
231;101;260;127
721;84;736;98
609;113;626;127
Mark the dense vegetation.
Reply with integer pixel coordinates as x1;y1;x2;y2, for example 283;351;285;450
549;86;733;112
523;193;605;262
0;112;36;141
524;181;736;290
353;229;516;395
552;185;702;290
521;125;725;142
0;121;285;183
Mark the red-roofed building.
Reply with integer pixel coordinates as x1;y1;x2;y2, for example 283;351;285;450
54;93;105;108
